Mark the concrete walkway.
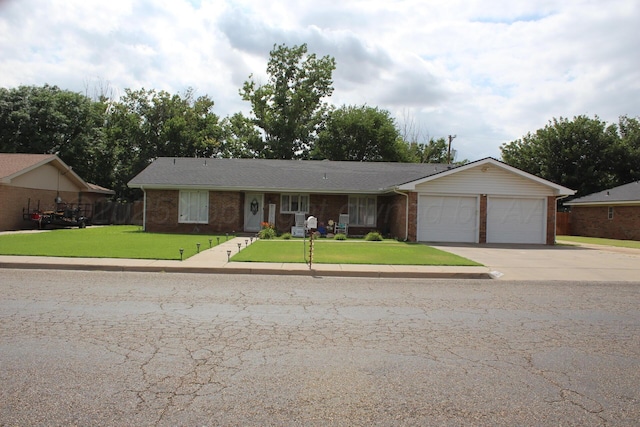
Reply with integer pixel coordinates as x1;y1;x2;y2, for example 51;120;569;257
0;237;491;279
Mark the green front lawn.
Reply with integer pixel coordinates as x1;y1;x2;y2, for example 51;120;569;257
0;226;482;266
0;226;226;260
232;239;481;266
556;235;640;249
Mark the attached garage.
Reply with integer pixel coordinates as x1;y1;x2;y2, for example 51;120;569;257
417;195;478;242
401;158;575;245
487;197;546;244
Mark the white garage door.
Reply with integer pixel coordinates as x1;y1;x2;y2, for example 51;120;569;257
487;197;546;244
418;195;478;242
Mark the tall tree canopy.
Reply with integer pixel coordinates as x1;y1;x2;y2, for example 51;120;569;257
313;105;407;161
104;88;224;199
240;43;336;159
500;115;639;197
0;84;107;185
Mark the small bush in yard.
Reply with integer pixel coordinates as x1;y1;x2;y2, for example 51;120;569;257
334;233;347;240
258;227;277;239
281;232;292;240
364;231;383;241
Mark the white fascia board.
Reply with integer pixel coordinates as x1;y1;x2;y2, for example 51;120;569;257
397;157;576;195
565;200;640;206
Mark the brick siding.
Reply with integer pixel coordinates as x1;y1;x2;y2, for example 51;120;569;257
571;205;640;241
546;196;557;244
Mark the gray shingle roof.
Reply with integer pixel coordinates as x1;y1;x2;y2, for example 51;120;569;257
128;158;454;193
565;180;640;205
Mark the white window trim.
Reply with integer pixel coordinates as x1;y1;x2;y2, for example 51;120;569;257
280;193;309;214
179;190;209;224
608;206;614;220
348;195;377;227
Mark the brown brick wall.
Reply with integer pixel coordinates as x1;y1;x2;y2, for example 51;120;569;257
571;205;640;241
378;194;408;240
407;192;418;242
479;195;487;243
142;190;415;239
546;196;557;244
0;186;100;231
144;189;244;234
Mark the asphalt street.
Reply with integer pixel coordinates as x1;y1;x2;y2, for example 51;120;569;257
1;270;639;426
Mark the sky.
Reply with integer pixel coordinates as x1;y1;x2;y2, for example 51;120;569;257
1;0;639;161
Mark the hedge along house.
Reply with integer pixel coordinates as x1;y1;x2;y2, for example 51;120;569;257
128;157;574;244
564;180;640;241
0;153;114;231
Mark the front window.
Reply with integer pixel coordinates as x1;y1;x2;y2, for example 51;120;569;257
281;194;309;214
179;190;208;223
348;195;376;226
608;206;614;220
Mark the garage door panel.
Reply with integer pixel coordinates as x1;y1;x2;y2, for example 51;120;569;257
487;197;545;244
418;195;477;242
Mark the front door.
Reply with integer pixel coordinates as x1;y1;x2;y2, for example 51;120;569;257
244;193;264;232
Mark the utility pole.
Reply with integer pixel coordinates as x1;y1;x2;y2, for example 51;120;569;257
447;134;457;164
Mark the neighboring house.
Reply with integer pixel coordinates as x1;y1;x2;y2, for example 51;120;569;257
565;180;640;241
128;157;574;245
0;153;114;231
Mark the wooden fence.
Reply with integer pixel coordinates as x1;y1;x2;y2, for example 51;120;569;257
556;211;571;235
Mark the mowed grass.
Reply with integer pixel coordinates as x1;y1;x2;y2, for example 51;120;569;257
232;239;482;266
556;235;640;249
0;225;225;260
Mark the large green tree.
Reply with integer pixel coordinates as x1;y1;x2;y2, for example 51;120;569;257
313;105;408;161
0;85;107;184
500;115;623;196
614;115;640;184
240;43;336;159
103;88;224;199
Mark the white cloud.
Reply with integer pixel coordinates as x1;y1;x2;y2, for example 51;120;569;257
1;0;639;160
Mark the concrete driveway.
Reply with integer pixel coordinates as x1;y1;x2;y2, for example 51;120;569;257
432;242;640;281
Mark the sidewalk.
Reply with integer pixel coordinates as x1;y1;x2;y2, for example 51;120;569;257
0;237;493;279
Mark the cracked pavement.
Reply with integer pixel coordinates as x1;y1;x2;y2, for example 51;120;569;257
1;270;638;426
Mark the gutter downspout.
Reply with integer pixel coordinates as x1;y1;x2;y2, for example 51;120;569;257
393;188;410;241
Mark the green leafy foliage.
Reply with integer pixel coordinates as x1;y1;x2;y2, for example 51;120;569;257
313;105;406;161
501;115;640;197
364;231;384;241
0;85;108;185
334;233;347;240
240;43;336;159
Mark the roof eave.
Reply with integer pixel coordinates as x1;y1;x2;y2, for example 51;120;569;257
565;200;640;206
128;183;390;194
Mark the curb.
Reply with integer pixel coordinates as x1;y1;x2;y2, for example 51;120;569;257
0;262;494;279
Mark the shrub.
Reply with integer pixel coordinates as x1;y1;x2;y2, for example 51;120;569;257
334;233;347;240
281;232;292;240
364;231;383;241
258;227;277;239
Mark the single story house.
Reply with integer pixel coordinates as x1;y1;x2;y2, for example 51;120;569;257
0;153;114;231
564;180;640;241
128;157;574;245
